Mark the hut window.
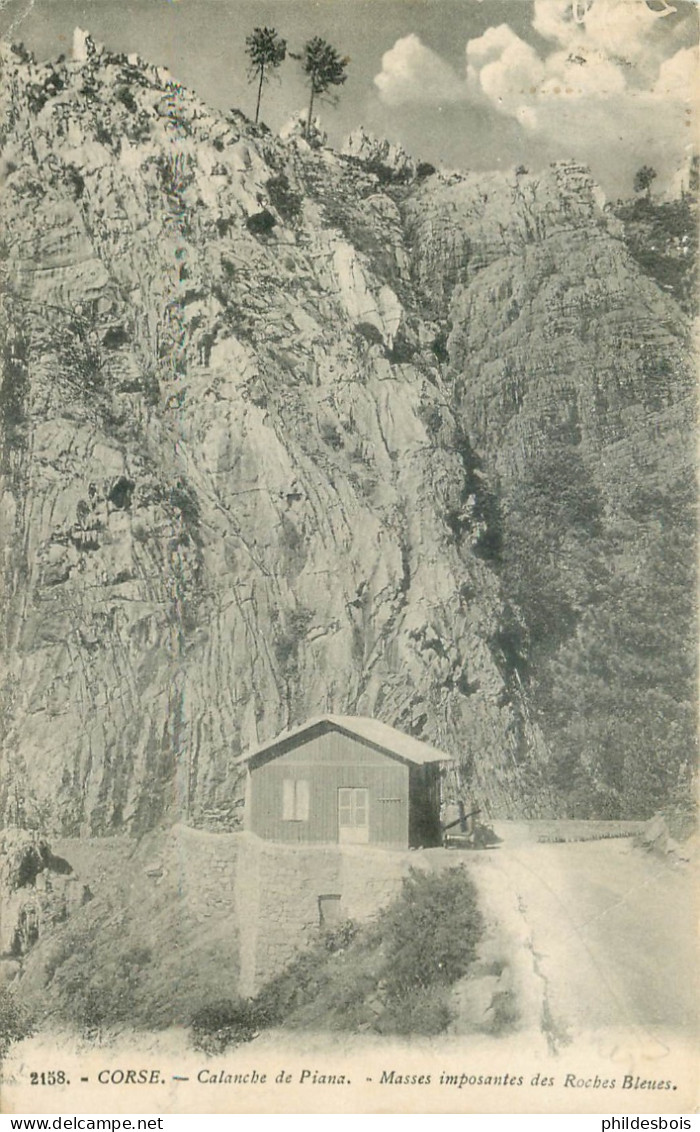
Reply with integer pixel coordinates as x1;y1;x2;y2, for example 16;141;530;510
338;787;369;843
282;778;309;821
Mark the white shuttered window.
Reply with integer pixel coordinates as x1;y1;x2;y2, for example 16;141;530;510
282;779;309;821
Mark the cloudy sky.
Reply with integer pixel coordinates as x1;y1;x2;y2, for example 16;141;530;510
2;0;697;198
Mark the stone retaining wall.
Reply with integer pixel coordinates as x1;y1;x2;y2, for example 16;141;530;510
234;832;419;995
154;828;420;995
48;826;423;999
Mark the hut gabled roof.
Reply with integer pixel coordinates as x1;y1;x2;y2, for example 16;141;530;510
235;714;454;769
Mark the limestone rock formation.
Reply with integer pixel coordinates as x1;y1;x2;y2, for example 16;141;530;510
401;162;695;816
342;127;417;183
0;36;693;832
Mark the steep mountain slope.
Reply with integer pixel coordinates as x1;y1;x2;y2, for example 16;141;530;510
0;38;552;834
402;163;696;816
0;37;694;832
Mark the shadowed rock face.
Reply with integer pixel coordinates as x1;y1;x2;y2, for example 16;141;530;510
0;43;693;834
402;162;695;819
0;828;80;959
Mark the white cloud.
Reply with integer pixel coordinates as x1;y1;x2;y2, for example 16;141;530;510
466;24;545;124
531;0;582;47
372;1;695;191
374;0;687;114
533;0;666;61
653;45;697;96
374;34;468;106
466;23;525;66
464;14;693;133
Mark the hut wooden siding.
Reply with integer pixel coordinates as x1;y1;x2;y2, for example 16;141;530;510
239;716;452;850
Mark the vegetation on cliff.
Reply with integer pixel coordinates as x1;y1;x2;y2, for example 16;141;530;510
613;192;697;315
501;445;696;819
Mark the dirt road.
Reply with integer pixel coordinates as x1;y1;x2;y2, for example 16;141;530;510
471;829;697;1048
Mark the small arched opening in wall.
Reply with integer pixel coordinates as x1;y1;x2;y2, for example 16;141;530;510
317;893;342;928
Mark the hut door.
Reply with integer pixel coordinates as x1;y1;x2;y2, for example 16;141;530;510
338;787;369;843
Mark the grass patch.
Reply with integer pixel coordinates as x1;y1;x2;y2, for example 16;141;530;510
0;989;35;1061
532;820;647;844
190;999;260;1055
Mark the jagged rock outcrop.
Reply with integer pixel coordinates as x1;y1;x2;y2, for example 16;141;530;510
0;37;693;832
342;127;417;183
280;110;326;149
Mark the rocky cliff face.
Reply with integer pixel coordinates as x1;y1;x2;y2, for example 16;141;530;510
401;159;695;817
0;38;693;833
403;162;694;492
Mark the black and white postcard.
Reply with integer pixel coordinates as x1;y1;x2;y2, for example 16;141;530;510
0;0;697;1115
